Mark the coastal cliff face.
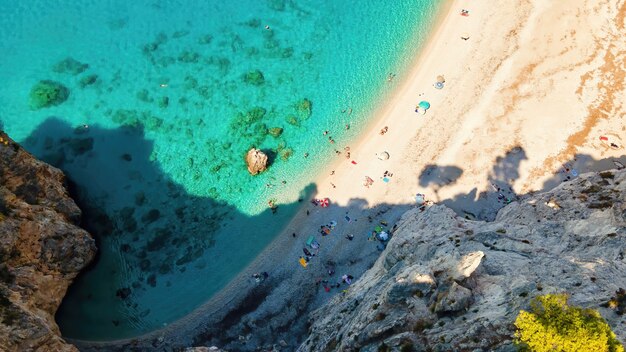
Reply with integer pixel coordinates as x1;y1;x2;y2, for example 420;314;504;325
300;169;626;351
0;132;96;351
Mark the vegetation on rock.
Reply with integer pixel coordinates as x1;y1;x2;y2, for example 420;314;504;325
514;294;624;352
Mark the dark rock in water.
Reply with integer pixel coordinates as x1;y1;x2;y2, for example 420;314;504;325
267;0;287;11
66;137;94;155
147;274;157;287
29;80;70;110
115;287;131;300
146;228;172;251
245;148;268;175
279;147;293;161
285;115;300;126
243;69;265;85
52;57;89;75
268;127;283;137
178;51;200;63
282;47;294;58
296;98;312;119
140;259;151;271
135;192;146;206
172;30;189;39
198;34;213;45
136;89;153;103
121;153;132;161
158;263;172;274
79;74;98;88
158;96;169;108
120;244;131;253
142;209;161;223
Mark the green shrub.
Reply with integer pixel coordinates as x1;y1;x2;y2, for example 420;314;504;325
514;294;624;352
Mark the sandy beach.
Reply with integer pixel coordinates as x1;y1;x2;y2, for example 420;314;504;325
75;0;626;350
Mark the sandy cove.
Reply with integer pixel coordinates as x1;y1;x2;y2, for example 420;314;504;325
74;0;626;350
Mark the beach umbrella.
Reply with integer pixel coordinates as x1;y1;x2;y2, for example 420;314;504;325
418;101;431;110
436;75;445;83
434;82;444;89
378;151;390;160
320;198;330;208
378;231;389;241
415;193;425;205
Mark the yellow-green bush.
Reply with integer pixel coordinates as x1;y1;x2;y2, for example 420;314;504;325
514;294;624;352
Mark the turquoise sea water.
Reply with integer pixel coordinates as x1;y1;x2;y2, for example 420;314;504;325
0;0;440;340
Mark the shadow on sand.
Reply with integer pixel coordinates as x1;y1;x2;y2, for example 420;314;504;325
418;146;626;221
18;117;414;350
14;117;626;350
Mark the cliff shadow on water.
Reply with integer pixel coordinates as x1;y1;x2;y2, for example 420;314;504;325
19;117;316;341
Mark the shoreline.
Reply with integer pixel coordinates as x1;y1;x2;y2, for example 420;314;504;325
68;1;457;348
71;0;626;349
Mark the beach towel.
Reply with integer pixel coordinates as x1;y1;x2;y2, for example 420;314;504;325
383;177;390;183
299;257;308;268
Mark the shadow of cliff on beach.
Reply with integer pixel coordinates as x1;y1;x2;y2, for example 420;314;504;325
418;146;626;222
18;117;415;351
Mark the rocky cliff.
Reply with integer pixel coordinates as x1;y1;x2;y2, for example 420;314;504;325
300;169;626;351
0;132;96;352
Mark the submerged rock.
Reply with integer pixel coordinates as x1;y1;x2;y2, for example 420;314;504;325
267;127;283;137
28;80;70;110
243;69;265;85
245;148;268;175
52;57;89;75
78;74;98;88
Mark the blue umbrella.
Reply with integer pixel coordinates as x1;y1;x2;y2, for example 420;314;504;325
418;101;431;110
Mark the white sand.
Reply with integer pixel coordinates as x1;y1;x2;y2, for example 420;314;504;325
76;0;626;349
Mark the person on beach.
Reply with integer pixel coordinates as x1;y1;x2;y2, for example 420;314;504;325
346;234;354;241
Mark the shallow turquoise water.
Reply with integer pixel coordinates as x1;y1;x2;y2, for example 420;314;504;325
0;0;440;340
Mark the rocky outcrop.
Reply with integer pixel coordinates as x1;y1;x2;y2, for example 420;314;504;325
245;148;268;175
300;169;626;351
0;132;96;351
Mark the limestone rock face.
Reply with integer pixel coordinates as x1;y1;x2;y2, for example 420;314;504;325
300;169;626;351
0;132;96;351
245;148;268;175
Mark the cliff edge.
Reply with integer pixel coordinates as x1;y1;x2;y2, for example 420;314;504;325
0;132;96;351
300;169;626;351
